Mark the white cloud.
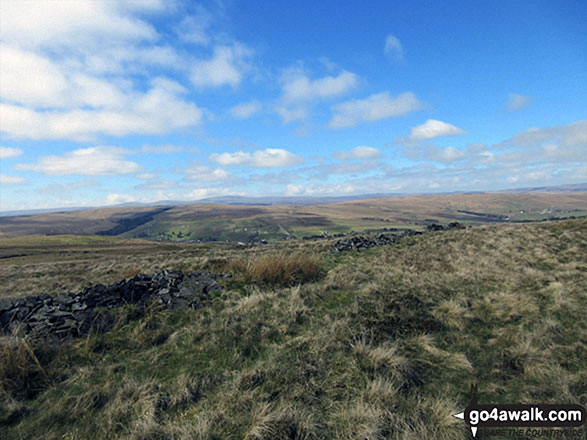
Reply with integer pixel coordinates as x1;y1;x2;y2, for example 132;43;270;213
190;44;252;88
0;174;26;185
0;85;203;141
285;184;304;196
186;166;231;182
140;145;184;154
136;173;158;180
210;148;301;168
436;146;466;162
0;45;69;108
281;70;358;103
106;193;136;205
502;120;586;149
0;1;160;50
0;46;129;110
0;3;204;141
408;119;466;141
384;35;403;61
284;182;358;197
188;187;235;200
176;10;211;46
17;146;141;176
0;146;23;159
329;91;423;128
506;93;531;112
275;106;309;124
230;101;262;119
333;146;381;160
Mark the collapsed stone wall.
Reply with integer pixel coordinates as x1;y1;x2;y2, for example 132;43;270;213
0;270;222;342
329;223;463;253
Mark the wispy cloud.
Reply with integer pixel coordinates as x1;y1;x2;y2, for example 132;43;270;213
329;91;423;128
17;146;141;176
0;174;26;185
281;70;358;103
500;120;586;149
185;165;231;182
276;68;359;124
190;44;253;89
333;146;381;160
210;148;302;168
384;34;404;61
0;146;23;159
230;101;263;119
0;83;203;141
506;93;531;112
140;145;185;154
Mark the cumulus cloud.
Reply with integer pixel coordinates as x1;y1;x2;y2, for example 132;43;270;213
210;148;301;168
501;120;586;149
275;106;309;124
333;146;381;160
506;93;531;112
281;70;358;103
0;174;26;185
407;119;466;141
0;1;161;49
384;34;403;61
17;146;141;176
185;165;231;182
188;187;235;200
329;91;423;128
106;193;136;205
275;68;359;124
0;3;205;141
0;146;23;159
0;84;203;141
190;44;252;88
230;101;262;119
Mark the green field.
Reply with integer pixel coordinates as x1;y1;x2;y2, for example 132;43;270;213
1;218;586;439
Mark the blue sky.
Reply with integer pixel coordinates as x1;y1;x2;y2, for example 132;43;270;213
0;0;585;211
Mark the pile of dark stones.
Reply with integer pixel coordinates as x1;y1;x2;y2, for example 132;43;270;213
330;223;463;253
426;222;463;232
330;230;422;253
0;270;222;343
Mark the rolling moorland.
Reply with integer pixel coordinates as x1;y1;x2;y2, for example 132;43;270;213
0;193;586;439
1;193;587;242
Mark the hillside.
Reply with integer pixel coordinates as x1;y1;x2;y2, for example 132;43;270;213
1;218;585;439
0;193;586;242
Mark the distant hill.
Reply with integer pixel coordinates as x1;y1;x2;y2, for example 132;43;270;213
1;192;586;240
496;183;587;193
2;183;585;218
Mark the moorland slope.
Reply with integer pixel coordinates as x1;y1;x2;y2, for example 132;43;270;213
1;218;585;439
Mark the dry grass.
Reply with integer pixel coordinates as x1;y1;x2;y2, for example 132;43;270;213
228;251;324;286
0;337;52;401
0;218;585;439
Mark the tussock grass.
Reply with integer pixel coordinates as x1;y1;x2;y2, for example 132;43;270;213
0;338;52;401
1;218;585;439
228;251;324;287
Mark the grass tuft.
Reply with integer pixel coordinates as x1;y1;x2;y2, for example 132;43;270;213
229;252;324;287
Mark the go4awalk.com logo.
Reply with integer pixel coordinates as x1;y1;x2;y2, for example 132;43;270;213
453;388;586;438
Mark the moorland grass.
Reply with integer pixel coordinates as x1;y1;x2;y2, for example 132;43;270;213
0;218;585;439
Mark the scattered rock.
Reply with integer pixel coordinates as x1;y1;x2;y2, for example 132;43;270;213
0;270;222;343
329;230;421;253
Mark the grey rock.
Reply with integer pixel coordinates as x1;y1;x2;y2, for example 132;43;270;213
0;269;223;343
